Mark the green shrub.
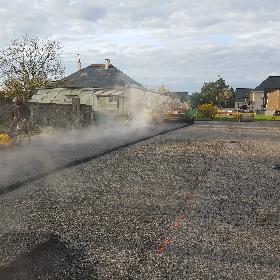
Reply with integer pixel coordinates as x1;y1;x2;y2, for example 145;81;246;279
198;103;218;119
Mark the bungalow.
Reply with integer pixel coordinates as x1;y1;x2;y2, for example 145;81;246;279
30;87;169;118
30;60;170;125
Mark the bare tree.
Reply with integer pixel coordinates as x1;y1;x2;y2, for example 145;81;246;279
0;36;65;100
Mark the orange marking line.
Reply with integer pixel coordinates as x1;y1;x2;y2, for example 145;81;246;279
156;238;171;256
172;219;181;229
156;192;194;257
172;213;187;229
186;193;193;206
180;213;187;219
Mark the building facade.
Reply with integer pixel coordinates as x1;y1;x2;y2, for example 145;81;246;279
266;90;280;113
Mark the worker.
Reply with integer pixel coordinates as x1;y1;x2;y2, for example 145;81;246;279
12;97;31;144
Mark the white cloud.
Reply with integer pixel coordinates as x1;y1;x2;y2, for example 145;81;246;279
0;0;280;92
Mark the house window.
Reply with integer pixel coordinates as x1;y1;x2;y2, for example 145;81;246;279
109;96;118;102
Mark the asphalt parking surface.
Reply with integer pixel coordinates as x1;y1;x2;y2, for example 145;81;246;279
0;121;279;279
0;123;185;190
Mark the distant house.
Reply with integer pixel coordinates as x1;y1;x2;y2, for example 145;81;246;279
235;76;280;114
234;88;252;110
251;76;280;113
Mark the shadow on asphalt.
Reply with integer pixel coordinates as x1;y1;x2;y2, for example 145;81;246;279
0;234;97;280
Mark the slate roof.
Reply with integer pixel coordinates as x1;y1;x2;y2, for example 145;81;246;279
254;76;280;91
235;88;252;102
59;64;143;89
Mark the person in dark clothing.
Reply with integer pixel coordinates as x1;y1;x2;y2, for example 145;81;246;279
12;97;31;144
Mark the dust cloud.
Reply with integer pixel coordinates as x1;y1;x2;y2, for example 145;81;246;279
0;114;156;188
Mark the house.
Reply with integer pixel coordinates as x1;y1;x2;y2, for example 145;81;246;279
30;59;173;114
30;60;171;125
251;76;280;113
234;88;252;110
30;87;169;115
235;76;280;114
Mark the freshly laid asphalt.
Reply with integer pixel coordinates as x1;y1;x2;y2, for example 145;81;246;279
0;121;279;279
0;123;186;191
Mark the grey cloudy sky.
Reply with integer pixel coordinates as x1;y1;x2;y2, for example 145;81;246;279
0;0;279;92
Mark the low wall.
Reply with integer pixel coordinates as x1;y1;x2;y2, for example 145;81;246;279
0;102;93;130
0;102;13;129
30;103;93;128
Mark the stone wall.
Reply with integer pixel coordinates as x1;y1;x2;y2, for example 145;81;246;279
0;102;93;130
30;103;93;128
0;102;13;129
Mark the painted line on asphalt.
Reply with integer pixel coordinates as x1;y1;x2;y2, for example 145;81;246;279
156;238;172;256
172;213;186;230
156;192;193;256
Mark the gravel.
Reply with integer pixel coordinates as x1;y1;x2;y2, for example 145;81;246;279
0;121;279;279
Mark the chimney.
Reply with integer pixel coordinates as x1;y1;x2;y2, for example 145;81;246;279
77;53;81;71
105;58;111;69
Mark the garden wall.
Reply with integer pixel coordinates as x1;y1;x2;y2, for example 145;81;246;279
0;102;93;130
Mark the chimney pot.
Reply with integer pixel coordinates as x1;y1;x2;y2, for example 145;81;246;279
105;58;111;69
77;54;81;71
